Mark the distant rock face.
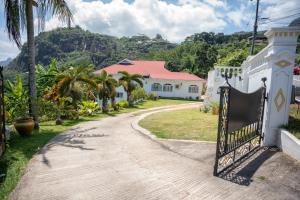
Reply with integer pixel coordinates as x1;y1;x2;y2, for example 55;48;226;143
289;17;300;27
7;26;176;72
0;58;12;67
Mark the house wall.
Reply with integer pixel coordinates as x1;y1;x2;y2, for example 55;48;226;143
112;74;203;101
144;78;203;99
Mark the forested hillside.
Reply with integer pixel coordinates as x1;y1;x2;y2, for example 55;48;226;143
146;31;267;77
7;26;287;79
7;26;176;72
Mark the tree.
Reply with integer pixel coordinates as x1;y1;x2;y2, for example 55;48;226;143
55;66;97;108
95;70;118;113
36;58;60;96
110;81;119;111
5;75;29;122
3;0;73;128
118;71;143;107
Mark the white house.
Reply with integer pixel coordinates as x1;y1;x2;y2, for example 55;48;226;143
95;59;205;101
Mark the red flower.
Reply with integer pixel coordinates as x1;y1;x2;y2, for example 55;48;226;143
294;66;300;75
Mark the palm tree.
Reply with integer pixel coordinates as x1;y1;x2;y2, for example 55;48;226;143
110;80;119;111
118;71;144;107
45;66;96;125
95;71;118;113
3;0;73;128
55;66;97;106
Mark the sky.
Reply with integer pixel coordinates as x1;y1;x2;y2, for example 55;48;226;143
0;0;299;61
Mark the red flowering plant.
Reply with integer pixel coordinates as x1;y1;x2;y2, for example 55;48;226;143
294;66;300;75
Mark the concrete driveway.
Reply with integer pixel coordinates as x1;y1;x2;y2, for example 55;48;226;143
10;103;300;200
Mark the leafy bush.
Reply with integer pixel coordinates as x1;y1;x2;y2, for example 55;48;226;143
38;98;58;122
132;86;147;102
62;108;79;120
78;101;99;116
200;105;210;113
116;100;129;108
5;75;29;122
147;93;159;101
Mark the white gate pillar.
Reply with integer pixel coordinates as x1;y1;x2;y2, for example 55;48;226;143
262;27;300;146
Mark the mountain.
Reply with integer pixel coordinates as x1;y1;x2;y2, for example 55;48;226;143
7;27;278;79
0;58;12;67
7;26;176;72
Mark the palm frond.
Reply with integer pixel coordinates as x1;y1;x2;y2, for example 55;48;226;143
4;0;22;48
118;71;130;77
77;77;97;88
57;76;72;96
37;0;73;31
133;78;143;87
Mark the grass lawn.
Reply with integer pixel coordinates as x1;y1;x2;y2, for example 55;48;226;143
287;104;300;139
139;109;218;141
0;99;192;200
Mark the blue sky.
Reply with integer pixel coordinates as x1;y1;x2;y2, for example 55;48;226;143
0;0;299;60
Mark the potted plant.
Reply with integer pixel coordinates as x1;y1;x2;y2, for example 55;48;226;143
13;95;34;136
6;75;34;136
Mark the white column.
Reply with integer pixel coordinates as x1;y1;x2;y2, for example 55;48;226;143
262;27;300;146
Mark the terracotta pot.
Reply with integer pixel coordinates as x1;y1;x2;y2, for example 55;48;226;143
14;117;34;136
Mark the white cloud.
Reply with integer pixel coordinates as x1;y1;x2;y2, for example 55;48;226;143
1;0;299;60
45;0;227;42
0;30;20;61
226;4;251;27
259;0;300;30
203;0;227;8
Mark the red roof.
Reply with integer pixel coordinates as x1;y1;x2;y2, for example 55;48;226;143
95;60;204;81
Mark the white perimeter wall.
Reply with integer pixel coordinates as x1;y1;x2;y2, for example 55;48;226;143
294;75;300;87
205;67;243;103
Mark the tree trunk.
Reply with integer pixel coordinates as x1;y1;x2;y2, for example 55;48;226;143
111;96;118;111
127;91;134;107
55;100;63;125
26;0;39;128
102;98;109;113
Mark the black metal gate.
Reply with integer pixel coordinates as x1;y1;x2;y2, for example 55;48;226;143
213;80;266;176
0;66;5;157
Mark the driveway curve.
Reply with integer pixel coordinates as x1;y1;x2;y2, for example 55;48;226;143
10;103;300;200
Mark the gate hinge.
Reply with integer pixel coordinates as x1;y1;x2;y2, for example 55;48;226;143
265;92;269;101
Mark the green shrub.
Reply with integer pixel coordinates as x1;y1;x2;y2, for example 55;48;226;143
5;75;29;122
38;98;57;121
200;106;210;113
78;101;99;116
116;100;129;108
62;108;79;120
132;87;147;102
147;93;159;101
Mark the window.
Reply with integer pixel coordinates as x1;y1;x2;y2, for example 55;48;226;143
151;83;162;91
188;85;199;93
163;84;173;92
116;92;123;98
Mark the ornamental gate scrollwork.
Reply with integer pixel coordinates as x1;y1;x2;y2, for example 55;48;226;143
213;80;266;176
